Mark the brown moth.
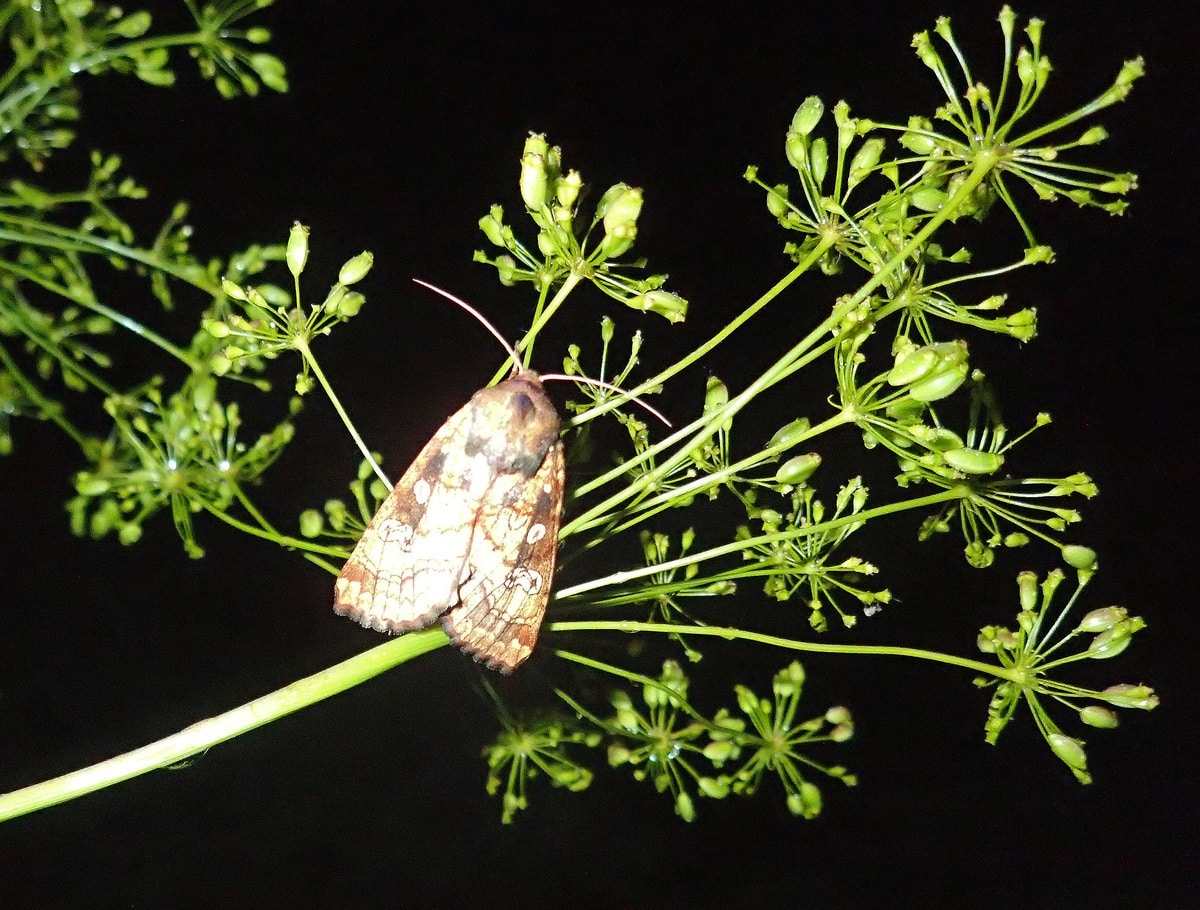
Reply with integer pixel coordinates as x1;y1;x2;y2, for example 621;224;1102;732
334;363;565;674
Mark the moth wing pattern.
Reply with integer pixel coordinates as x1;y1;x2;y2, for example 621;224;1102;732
442;440;565;673
333;415;477;633
334;372;565;673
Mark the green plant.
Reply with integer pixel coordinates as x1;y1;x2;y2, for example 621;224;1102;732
0;4;1155;824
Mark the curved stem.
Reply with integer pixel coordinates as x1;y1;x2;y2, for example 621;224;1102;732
0;630;448;823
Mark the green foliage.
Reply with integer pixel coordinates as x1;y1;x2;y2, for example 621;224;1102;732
0;5;1159;826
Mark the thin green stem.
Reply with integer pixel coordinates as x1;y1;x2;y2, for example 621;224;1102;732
548;620;1014;680
293;338;389;488
0;630;448;823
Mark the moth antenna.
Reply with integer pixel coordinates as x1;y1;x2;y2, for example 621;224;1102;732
411;278;669;427
540;373;672;428
412;278;522;370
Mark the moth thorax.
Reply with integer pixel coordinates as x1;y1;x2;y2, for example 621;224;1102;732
463;374;560;476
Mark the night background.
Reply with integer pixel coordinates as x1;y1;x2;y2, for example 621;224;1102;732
1;1;1196;907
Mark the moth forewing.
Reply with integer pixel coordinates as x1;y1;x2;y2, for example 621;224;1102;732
334;372;565;672
443;440;565;672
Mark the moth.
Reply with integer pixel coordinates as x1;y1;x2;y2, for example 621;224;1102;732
334;289;565;673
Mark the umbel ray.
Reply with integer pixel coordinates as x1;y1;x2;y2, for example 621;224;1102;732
333;280;666;673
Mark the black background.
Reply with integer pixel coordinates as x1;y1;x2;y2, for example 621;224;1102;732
2;2;1196;907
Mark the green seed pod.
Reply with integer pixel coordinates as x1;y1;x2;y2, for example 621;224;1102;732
908;361;967;402
849;137;884;184
808;137;828;187
519;151;549;210
556;169;583;208
1017;571;1038;612
338;251;373;286
943;446;1004;475
785;131;807;171
1101;684;1159;711
1080;706;1119;729
221;278;247;301
766;183;790;218
900;116;938;154
203;318;231;338
888;345;940;385
335;291;364;318
1076;605;1127;634
1047;733;1088;772
1088;624;1132;660
911;186;949;212
1063;544;1097;570
478;206;506;247
775;453;821;486
790;96;825;136
627;289;687;322
602;185;644;234
286;222;309;278
768;417;811;450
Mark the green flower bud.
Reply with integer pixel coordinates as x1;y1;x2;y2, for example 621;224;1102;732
606;742;631;766
74;473;111;496
299;509;324;537
943;446;1004;475
735;684;764;717
1080;705;1119;729
703;740;735;763
675;791;696;822
111;11;151;38
338;251;373;286
118;522;143;546
245;27;271;44
787;781;822;819
775;453;821;486
825;706;851;726
1101;684;1159;711
790;96;824;136
829;723;854;743
768;417;811;450
698;776;729;799
286;222;309;278
773;661;805;698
